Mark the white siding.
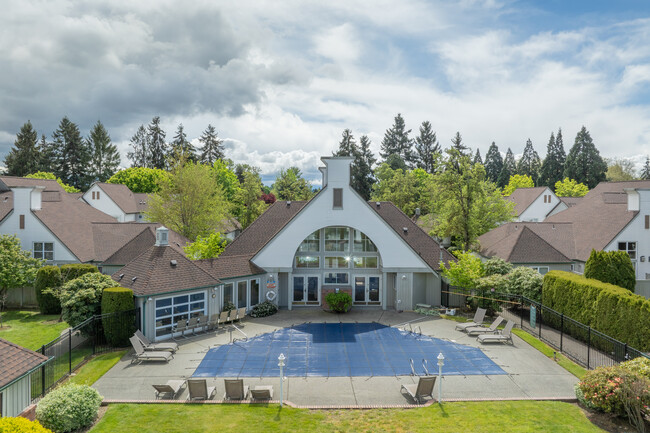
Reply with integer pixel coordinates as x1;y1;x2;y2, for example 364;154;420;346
82;185;124;221
1;376;31;418
518;188;561;222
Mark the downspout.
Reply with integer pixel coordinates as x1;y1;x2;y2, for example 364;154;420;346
141;297;147;338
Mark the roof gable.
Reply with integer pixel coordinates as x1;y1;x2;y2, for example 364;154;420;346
507;187;548;216
95;183;139;214
0;338;49;389
507;226;571;263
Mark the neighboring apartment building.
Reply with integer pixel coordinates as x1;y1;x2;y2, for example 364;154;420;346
82;182;148;222
115;157;456;341
479;180;650;298
506;186;582;222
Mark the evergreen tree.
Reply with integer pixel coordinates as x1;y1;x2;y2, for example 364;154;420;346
414;121;439;173
517;139;541;185
87;121;120;182
380;113;415;168
127;125;149;168
641;156;650;180
147;116;168;169
564;126;607;189
333;129;356;158
170;123;197;162
37;134;56;172
484;142;503;184
198;124;224;165
353;135;376;201
450;132;469;156
473;149;483;165
4;121;40;176
51;117;89;190
497;148;516;188
539;129;566;188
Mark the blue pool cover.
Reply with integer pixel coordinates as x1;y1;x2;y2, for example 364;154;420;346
193;322;505;378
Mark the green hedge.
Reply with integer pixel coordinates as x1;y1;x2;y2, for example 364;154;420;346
35;266;63;314
543;271;650;351
584;249;635;291
101;287;134;347
60;264;98;283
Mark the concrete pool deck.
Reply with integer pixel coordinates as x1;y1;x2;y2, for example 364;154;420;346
93;309;579;407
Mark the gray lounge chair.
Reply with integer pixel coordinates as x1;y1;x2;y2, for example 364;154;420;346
250;385;274;400
208;314;219;331
135;330;178;353
224;379;249;400
129;336;173;364
187;316;199;335
196;314;209;333
172;319;188;340
478;320;515;344
466;316;505;336
187;379;216;400
153;380;186;399
233;307;246;322
400;376;437;404
218;311;230;325
455;308;487;331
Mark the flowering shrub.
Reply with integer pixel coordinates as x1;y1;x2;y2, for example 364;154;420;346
36;384;102;433
250;301;278;318
0;417;53;433
621;356;650;379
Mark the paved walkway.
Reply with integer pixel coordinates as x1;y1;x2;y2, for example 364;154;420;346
93;309;578;406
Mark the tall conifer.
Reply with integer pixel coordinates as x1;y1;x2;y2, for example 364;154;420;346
497;148;516;188
517;139;541;185
198;124;225;164
484;142;503;184
147;116;168;169
564;126;607;189
51;117;89;190
641;156;650;180
414;121;439;173
4;121;40;176
380;113;415;168
87;120;120;182
127;125;149;168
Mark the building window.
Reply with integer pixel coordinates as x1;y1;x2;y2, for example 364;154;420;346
353;231;377;252
325;227;349;252
298;230;320;252
646;215;649;229
223;283;234;307
530;266;549;275
33;242;54;260
92;191;95;199
19;214;25;229
250;279;260;307
324;256;349;268
237;281;247;308
618;242;637;260
97;191;100;200
333;188;343;208
353;257;378;268
324;272;348;284
296;256;319;268
154;291;206;337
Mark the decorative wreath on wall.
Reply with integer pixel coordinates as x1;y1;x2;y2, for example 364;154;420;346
265;290;277;301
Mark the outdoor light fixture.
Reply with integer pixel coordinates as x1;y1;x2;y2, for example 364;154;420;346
147;297;152;302
278;353;286;407
437;353;445;403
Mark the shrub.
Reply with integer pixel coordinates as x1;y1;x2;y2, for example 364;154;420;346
440;251;485;289
325;292;352;313
35;266;62;314
101;287;134;347
222;301;235;313
484;257;513;276
475;274;508;292
543;271;650;351
36;384;102;433
60;273;119;328
621;356;650;379
505;266;543;303
584;249;636;292
0;417;53;433
59;264;98;283
250;301;278;318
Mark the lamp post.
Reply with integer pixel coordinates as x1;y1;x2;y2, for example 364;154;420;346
278;353;285;407
437;352;445;403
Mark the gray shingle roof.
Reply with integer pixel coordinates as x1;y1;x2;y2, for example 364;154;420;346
0;338;49;389
96;183;140;214
506;187;547;216
101;225;189;266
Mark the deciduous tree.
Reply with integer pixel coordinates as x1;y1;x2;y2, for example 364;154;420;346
234;171;267;228
106;167;169;193
439;251;485;289
554;177;589;197
502;174;535;196
606;158;637;182
25;172;80;193
372;165;434;216
184;232;227;260
564;126;607;189
4;121;40;177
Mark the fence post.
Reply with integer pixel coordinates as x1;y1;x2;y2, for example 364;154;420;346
538;304;542;339
520;296;523;329
68;328;72;375
624;343;628;362
560;313;564;352
587;327;591;370
41;345;46;397
93;316;97;355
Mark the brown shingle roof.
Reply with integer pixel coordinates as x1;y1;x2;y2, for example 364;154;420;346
133;193;149;212
0;191;12;223
369;202;456;271
101;225;189;266
506;187;547;216
96;183;139;214
196;254;266;280
0;338;49;389
112;245;220;296
0;176;64;193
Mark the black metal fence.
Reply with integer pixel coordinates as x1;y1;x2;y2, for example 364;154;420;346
445;287;649;369
30;308;140;401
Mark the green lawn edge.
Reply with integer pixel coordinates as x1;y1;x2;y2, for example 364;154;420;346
0;310;70;350
67;350;128;386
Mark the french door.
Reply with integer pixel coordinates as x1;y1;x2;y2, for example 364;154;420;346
354;276;381;305
293;275;320;305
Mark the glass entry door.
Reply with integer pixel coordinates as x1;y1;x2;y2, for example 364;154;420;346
354;276;381;305
293;276;319;305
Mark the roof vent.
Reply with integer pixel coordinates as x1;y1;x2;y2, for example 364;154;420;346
118;274;124;280
287;201;291;206
552;224;555;229
403;227;408;234
131;277;137;282
376;202;380;207
3;196;7;202
170;260;177;266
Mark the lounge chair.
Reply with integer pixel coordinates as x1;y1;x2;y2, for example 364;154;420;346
234;307;246;322
129;336;173;364
135;330;178;353
478;320;515;344
218;311;230;326
250;385;274;401
187;379;216;400
455;307;487;331
465;316;505;336
224;379;249;400
187;316;199;335
196;314;209;333
152;380;186;399
208;314;219;331
400;376;437;404
172;319;188;339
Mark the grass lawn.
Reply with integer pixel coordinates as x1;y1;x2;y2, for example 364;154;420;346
91;401;603;433
512;329;587;379
68;350;127;386
0;310;69;350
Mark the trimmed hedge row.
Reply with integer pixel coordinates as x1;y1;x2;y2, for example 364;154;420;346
543;271;650;351
584;249;635;291
101;287;135;346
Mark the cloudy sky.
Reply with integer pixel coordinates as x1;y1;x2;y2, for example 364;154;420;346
2;0;650;184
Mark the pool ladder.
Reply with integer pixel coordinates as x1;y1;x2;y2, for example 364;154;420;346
409;358;430;376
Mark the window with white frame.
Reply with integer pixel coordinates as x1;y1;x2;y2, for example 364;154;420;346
33;242;54;260
324;227;349;252
223;283;234;308
237;281;247;308
353;231;377;252
298;230;320;252
324;272;348;284
324;256;349;268
618;242;637;260
250;279;260;307
154;291;206;337
296;256;319;268
530;266;549;275
353;257;378;268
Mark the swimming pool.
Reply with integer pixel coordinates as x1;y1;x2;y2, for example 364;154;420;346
193;322;505;378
